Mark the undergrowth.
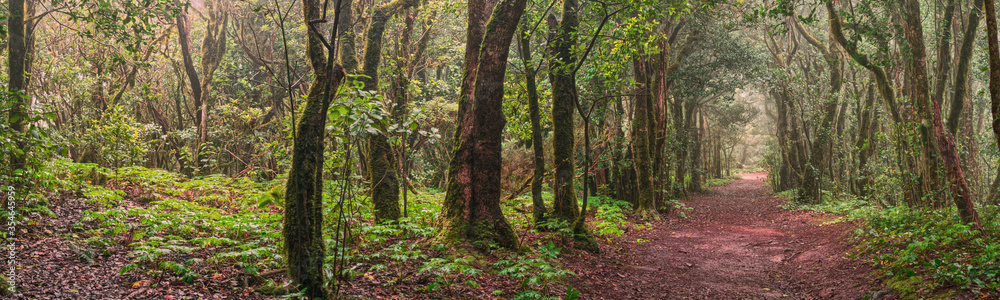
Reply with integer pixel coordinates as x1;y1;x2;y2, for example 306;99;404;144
41;160;592;299
783;188;1000;298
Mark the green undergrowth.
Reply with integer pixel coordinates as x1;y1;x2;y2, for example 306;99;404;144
41;160;591;298
704;173;743;189
782;188;1000;298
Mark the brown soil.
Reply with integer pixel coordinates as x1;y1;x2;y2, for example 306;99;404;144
563;172;883;299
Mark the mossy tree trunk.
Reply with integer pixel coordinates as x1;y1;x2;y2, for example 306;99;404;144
948;0;982;135
631;57;659;219
827;1;922;205
792;19;842;204
176;2;228;175
7;0;28;173
359;0;418;223
854;84;876;198
672;98;688;200
689;109;704;192
548;0;580;224
904;0;979;226
282;0;347;297
518;22;548;228
434;0;525;249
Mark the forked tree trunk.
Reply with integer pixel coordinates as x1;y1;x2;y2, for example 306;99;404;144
282;0;347;297
793;19;842;204
434;0;524;248
360;0;418;222
905;0;980;226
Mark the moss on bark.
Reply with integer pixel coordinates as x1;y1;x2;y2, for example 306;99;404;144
368;134;400;222
631;58;661;220
434;0;525;249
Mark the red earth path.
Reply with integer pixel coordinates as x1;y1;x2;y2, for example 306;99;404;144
563;172;884;299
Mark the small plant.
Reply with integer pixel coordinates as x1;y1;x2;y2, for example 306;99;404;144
494;242;576;299
418;257;482;298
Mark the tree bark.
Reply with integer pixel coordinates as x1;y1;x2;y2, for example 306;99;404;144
434;0;524;248
931;96;982;229
631;57;659;219
518;22;548;228
360;0;418;223
549;0;581;223
282;0;347;297
827;1;921;204
793;19;842;204
7;0;28;174
904;0;979;225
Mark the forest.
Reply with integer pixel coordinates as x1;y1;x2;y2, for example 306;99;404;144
2;0;1000;298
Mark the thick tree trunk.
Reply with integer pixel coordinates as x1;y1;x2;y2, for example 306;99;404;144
549;0;581;224
282;0;347;297
631;58;659;219
434;0;524;248
902;0;944;207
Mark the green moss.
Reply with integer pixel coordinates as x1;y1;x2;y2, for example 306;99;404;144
368;134;400;222
0;274;11;296
884;275;954;300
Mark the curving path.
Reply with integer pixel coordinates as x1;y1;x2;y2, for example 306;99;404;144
564;172;882;299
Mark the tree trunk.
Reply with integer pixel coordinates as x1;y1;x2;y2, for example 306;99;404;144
360;0;418;222
827;1;921;205
931;96;982;229
6;0;28;174
518;22;548;228
283;0;347;297
689;108;704;192
855;83;877;198
793;19;842;204
548;0;580;223
631;58;659;219
905;0;979;226
672;98;688;199
434;0;524;248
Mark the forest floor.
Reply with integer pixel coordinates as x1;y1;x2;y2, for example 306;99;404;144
562;172;887;299
8;171;923;299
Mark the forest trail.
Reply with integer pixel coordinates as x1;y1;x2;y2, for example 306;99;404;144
564;172;882;299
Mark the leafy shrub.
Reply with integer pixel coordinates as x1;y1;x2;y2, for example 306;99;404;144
856;206;1000;295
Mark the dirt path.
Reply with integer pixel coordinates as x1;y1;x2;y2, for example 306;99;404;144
564;172;882;299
